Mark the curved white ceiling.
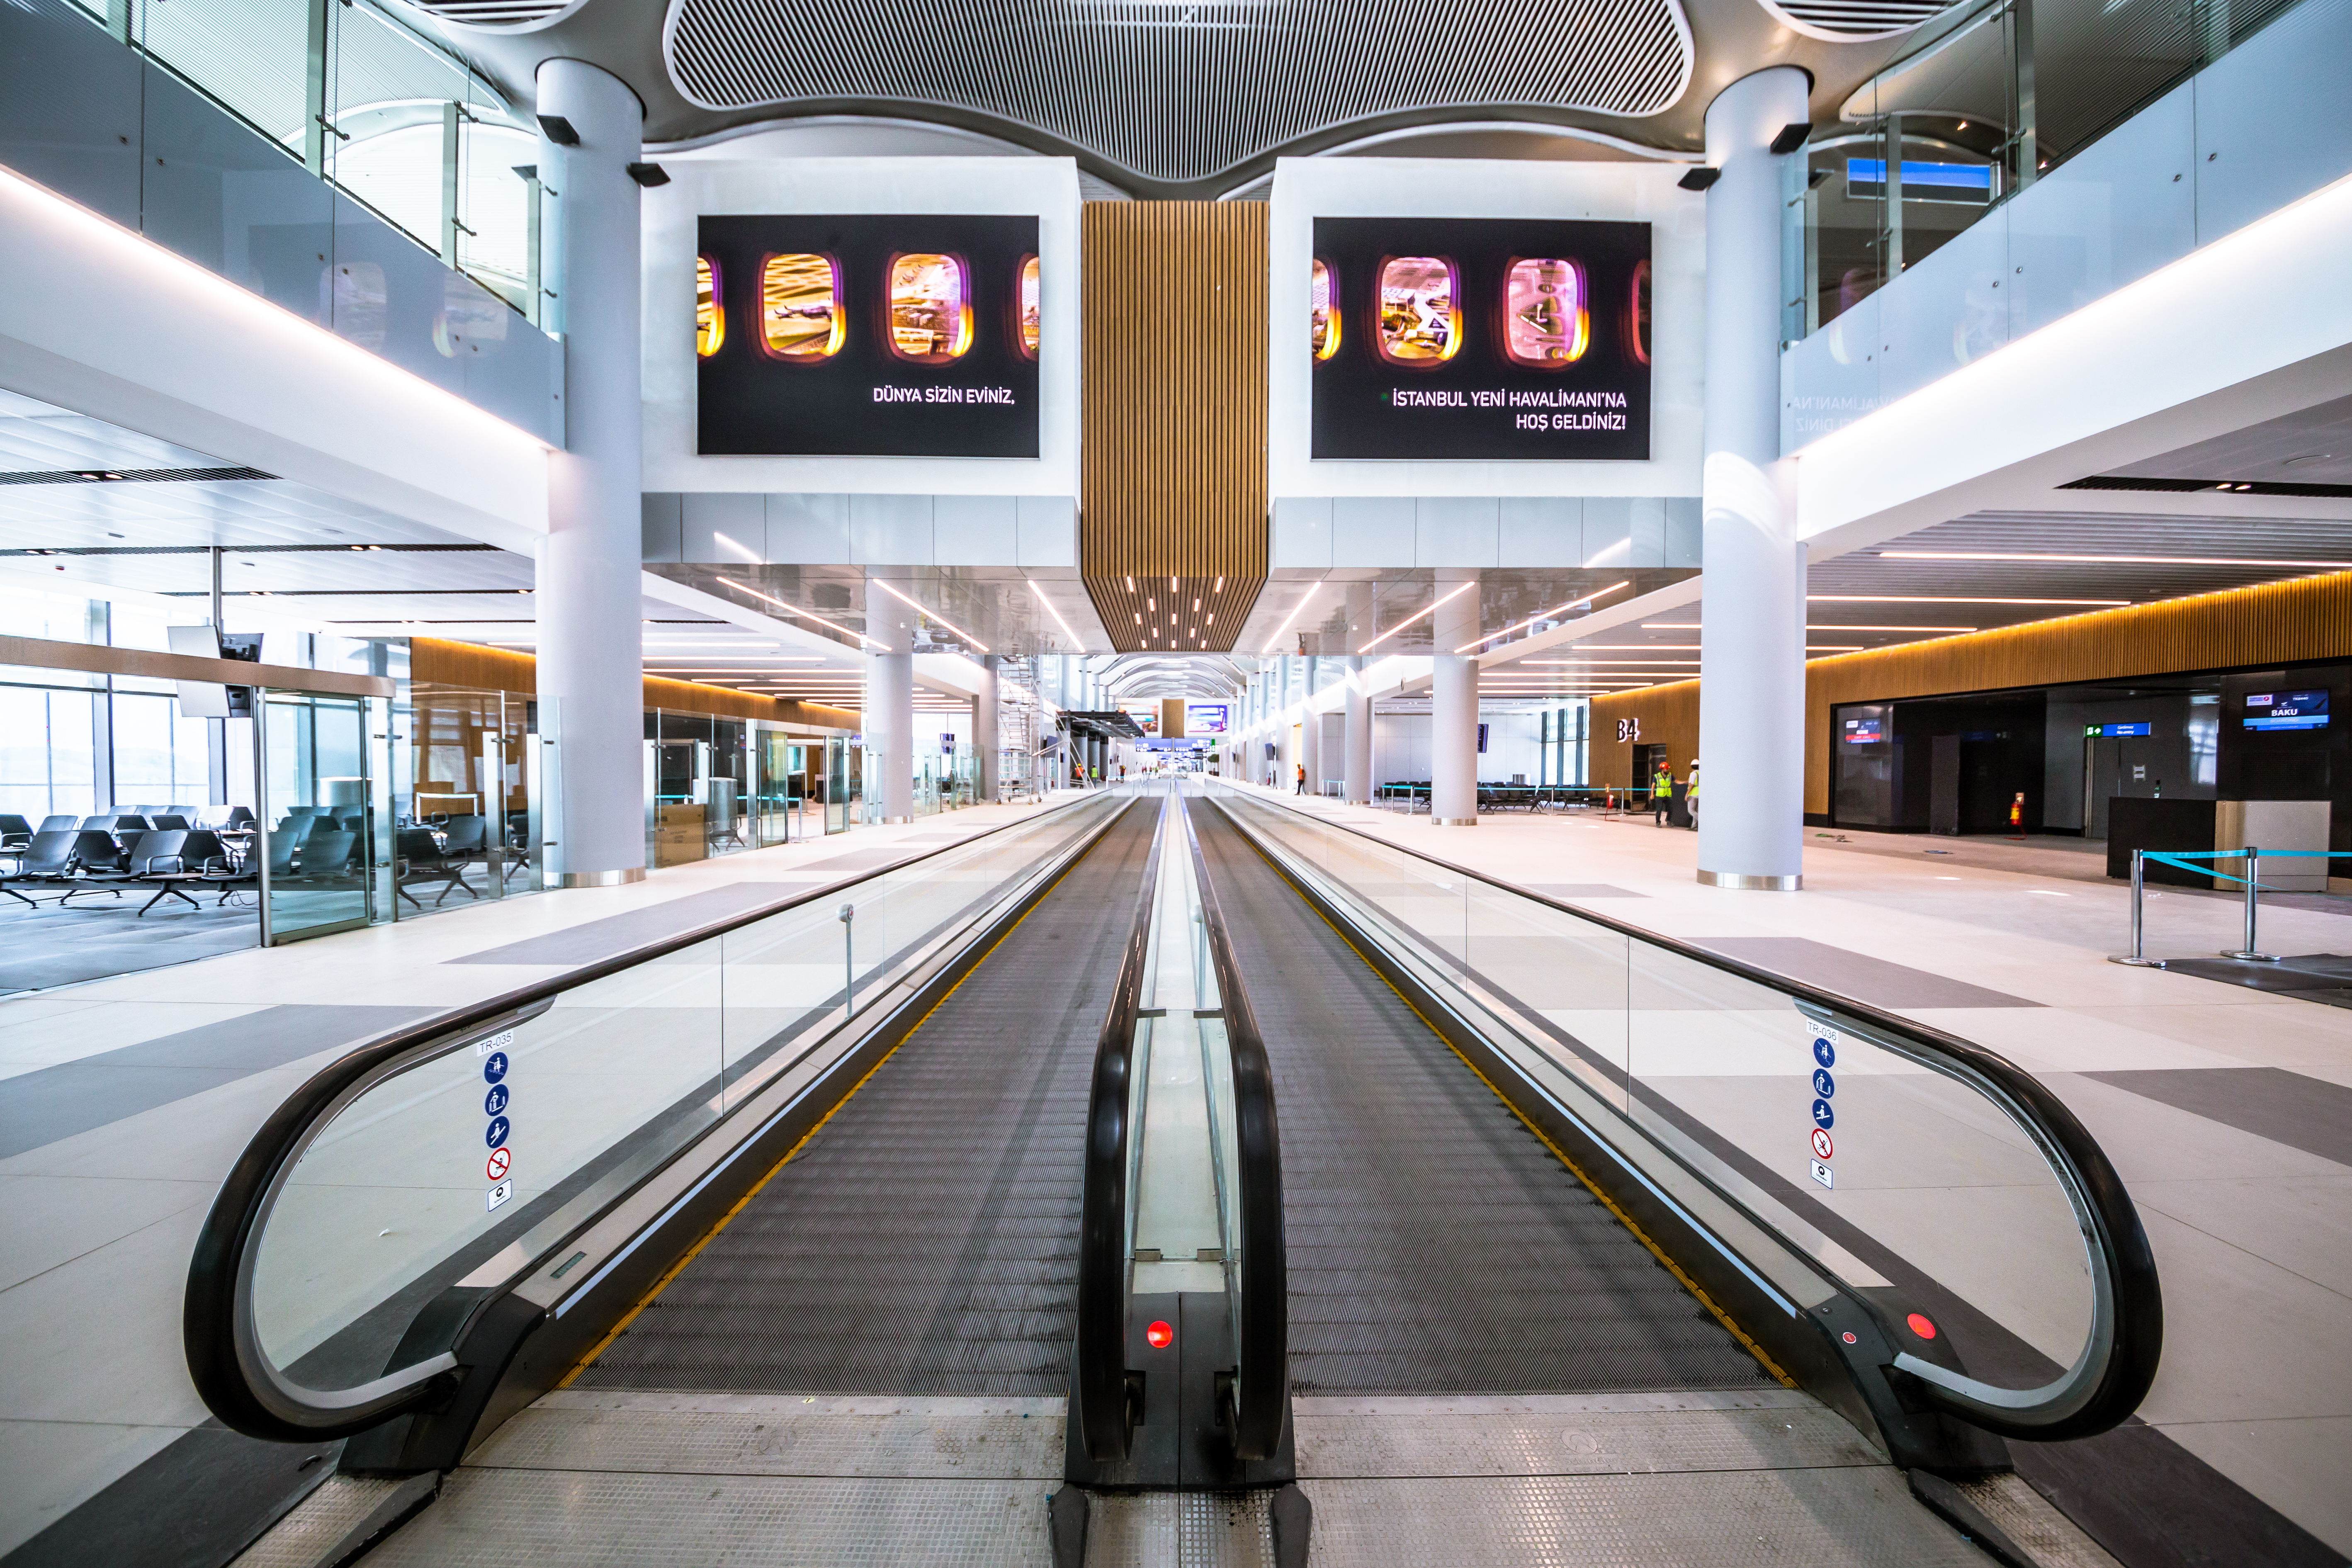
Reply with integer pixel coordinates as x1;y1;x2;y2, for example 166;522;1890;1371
663;0;1695;187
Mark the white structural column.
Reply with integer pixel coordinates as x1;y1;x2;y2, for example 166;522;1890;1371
1342;655;1371;803
867;579;914;822
975;656;1000;802
1299;656;1322;794
535;60;645;886
1429;571;1481;825
1697;67;1810;890
1341;583;1373;804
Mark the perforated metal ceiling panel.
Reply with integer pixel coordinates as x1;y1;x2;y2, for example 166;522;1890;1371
665;0;1696;189
1754;0;1960;41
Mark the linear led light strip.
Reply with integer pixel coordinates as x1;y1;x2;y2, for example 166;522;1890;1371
1455;581;1630;653
1643;623;1980;633
1261;587;1321;654
1880;550;2352;568
870;577;989;653
715;575;882;649
1358;580;1477;655
1028;577;1086;652
1808;594;2128;605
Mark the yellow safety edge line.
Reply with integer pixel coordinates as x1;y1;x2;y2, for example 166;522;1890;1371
556;806;1126;1386
1231;822;1800;1390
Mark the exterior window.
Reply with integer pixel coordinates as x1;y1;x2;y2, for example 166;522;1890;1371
695;255;724;357
1628;259;1652;366
1503;258;1587;366
1310;258;1340;360
760;253;845;360
887;252;973;363
1018;254;1041;360
1375;255;1459;365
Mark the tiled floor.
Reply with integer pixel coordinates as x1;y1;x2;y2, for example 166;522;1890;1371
0;795;1079;1555
1221;783;2352;1556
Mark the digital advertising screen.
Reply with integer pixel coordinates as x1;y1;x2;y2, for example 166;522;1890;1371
2243;690;2329;732
1186;703;1229;734
695;214;1040;458
1842;716;1886;746
1309;216;1652;461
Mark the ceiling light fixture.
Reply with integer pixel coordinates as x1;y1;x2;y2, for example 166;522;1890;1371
1809;594;2128;605
1878;549;2352;569
1261;587;1320;654
1360;579;1477;654
713;575;882;648
1025;576;1086;652
1455;581;1632;652
871;578;988;651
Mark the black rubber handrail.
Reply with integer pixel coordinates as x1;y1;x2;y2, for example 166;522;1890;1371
1072;795;1162;1461
1210;784;2160;1442
185;796;1118;1442
1177;793;1288;1460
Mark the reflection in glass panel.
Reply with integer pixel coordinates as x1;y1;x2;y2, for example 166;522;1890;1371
1375;255;1458;364
695;255;724;357
1018;254;1041;360
761;253;844;360
1628;259;1652;366
888;252;973;363
263;691;373;943
1504;258;1588;366
1310;258;1340;360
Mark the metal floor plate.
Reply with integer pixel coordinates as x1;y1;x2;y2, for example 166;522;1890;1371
277;1389;1994;1567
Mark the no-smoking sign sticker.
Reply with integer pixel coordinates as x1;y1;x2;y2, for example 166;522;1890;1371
486;1147;512;1181
1810;1128;1834;1162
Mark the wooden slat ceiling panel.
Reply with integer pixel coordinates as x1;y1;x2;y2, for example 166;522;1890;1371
1081;201;1267;654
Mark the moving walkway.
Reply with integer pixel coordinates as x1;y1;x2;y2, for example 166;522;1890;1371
185;780;2159;1564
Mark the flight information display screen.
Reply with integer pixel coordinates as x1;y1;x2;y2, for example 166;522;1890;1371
1842;715;1886;745
695;214;1040;458
2242;690;2329;731
1308;216;1652;461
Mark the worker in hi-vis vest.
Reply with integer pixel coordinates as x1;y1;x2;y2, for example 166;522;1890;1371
1651;760;1673;826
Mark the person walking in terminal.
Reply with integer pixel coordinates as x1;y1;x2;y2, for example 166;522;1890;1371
1684;761;1701;828
1652;759;1674;826
1295;762;1307;795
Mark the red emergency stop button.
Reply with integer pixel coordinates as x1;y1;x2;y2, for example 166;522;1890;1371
1145;1319;1174;1349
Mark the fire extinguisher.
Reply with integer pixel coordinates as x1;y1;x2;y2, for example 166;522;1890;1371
2008;791;2026;838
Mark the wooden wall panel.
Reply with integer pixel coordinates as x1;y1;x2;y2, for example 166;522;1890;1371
1586;571;2352;809
1589;681;1700;792
1798;569;2352;815
1081;201;1267;650
411;637;860;731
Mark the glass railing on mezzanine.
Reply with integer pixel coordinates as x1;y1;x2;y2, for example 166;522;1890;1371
1782;0;2347;447
1205;783;2159;1461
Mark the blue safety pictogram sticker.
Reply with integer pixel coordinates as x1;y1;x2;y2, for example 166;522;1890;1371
1812;1067;1835;1099
1813;1036;1836;1070
483;1051;509;1084
1812;1099;1834;1129
484;1083;510;1117
485;1114;511;1148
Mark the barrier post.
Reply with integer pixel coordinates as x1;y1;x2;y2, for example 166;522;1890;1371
2221;846;2278;962
2111;848;2163;967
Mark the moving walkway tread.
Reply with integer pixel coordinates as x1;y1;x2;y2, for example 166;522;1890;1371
569;798;1157;1397
1189;800;1774;1395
